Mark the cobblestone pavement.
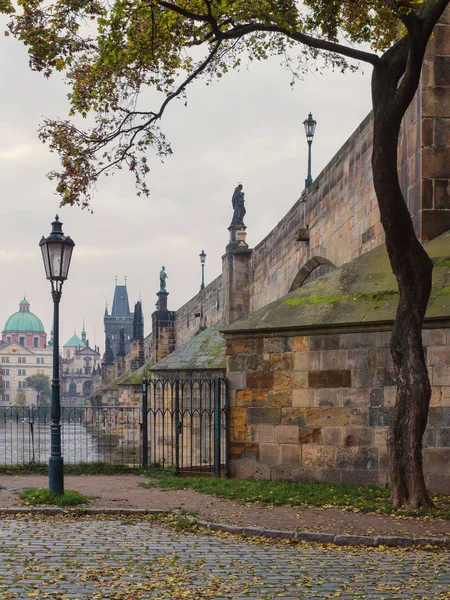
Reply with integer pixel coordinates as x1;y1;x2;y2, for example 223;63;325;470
0;518;449;599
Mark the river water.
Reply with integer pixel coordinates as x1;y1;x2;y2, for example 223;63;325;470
0;420;102;464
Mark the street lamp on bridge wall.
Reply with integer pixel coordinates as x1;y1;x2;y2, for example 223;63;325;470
199;249;206;290
39;216;75;496
303;112;317;189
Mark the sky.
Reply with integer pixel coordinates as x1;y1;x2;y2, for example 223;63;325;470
0;19;373;354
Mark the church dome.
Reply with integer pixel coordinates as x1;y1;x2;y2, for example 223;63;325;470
3;298;45;334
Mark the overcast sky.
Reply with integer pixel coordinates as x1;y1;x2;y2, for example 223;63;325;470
0;22;373;353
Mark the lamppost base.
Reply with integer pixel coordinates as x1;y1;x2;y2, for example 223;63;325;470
49;457;64;496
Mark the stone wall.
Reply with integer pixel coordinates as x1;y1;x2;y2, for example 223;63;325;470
226;327;450;494
170;9;449;353
174;275;223;349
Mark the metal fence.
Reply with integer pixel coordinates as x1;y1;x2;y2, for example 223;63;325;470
0;406;141;466
0;376;229;476
142;376;228;476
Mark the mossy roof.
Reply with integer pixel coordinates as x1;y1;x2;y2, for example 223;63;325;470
151;322;226;371
222;231;450;336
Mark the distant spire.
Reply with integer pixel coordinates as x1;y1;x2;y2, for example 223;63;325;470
115;275;118;286
125;276;127;286
81;319;87;344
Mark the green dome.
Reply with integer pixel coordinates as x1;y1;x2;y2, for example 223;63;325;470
3;300;45;334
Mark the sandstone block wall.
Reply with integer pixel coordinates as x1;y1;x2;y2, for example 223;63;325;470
175;275;223;349
226;328;450;493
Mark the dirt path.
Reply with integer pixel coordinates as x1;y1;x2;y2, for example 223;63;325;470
1;474;449;539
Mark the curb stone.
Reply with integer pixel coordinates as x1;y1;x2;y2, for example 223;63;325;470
0;507;168;516
1;507;449;548
184;515;450;549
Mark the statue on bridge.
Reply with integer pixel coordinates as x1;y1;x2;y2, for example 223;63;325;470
159;266;168;292
230;183;246;228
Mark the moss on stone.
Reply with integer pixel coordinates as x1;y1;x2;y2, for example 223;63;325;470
284;289;398;307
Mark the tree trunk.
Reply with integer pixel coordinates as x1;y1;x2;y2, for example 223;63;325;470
372;58;434;509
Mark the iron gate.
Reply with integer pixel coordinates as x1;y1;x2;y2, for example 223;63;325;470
142;376;228;476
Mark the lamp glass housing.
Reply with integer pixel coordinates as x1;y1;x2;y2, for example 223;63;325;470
199;250;206;265
39;216;75;282
303;113;317;141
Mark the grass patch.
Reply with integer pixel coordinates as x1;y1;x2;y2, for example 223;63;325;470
140;470;450;519
19;488;90;507
0;462;144;476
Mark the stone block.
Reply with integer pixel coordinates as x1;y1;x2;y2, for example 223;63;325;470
335;447;379;470
292;336;310;351
257;425;275;443
436;428;450;447
302;444;338;468
321;350;347;370
310;334;340;351
352;369;377;388
295;351;322;371
430;388;442;408
422;87;450;118
246;372;274;390
422;210;450;240
280;444;302;466
423;329;447;346
434;55;450;87
367;349;385;368
340;332;377;349
341;469;386;487
281;407;306;426
441;387;450;406
266;352;295;372
260;443;279;466
432;345;450;366
247;407;281;426
345;349;368;369
230;407;248;441
227;355;245;372
423;428;436;448
270;466;307;482
226;338;264;356
369;408;393;427
370;388;384;407
226;371;246;391
341;388;369;409
305;406;367;427
299;425;322;444
231;459;271;480
344;427;373;447
431;365;450;386
383;386;397;407
434;180;450;209
269;389;292;408
376;369;396;386
263;337;293;354
423;448;450;474
428;407;450;427
274;371;307;391
321;427;343;446
308;370;351;388
374;427;387;448
375;331;391;347
427;473;450;495
275;425;300;444
317;388;342;407
292;389;314;407
244;354;263;372
235;389;268;407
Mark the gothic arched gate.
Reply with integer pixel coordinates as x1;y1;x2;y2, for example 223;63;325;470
141;376;228;477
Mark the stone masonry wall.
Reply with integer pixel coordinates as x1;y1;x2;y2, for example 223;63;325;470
226;328;450;494
175;275;223;349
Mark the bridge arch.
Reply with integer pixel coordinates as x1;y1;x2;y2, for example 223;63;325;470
289;257;336;293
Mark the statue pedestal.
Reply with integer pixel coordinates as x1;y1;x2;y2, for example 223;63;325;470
228;225;248;251
156;291;168;311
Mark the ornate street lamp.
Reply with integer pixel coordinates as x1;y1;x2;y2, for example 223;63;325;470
303;112;317;189
199;249;206;290
39;216;75;496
